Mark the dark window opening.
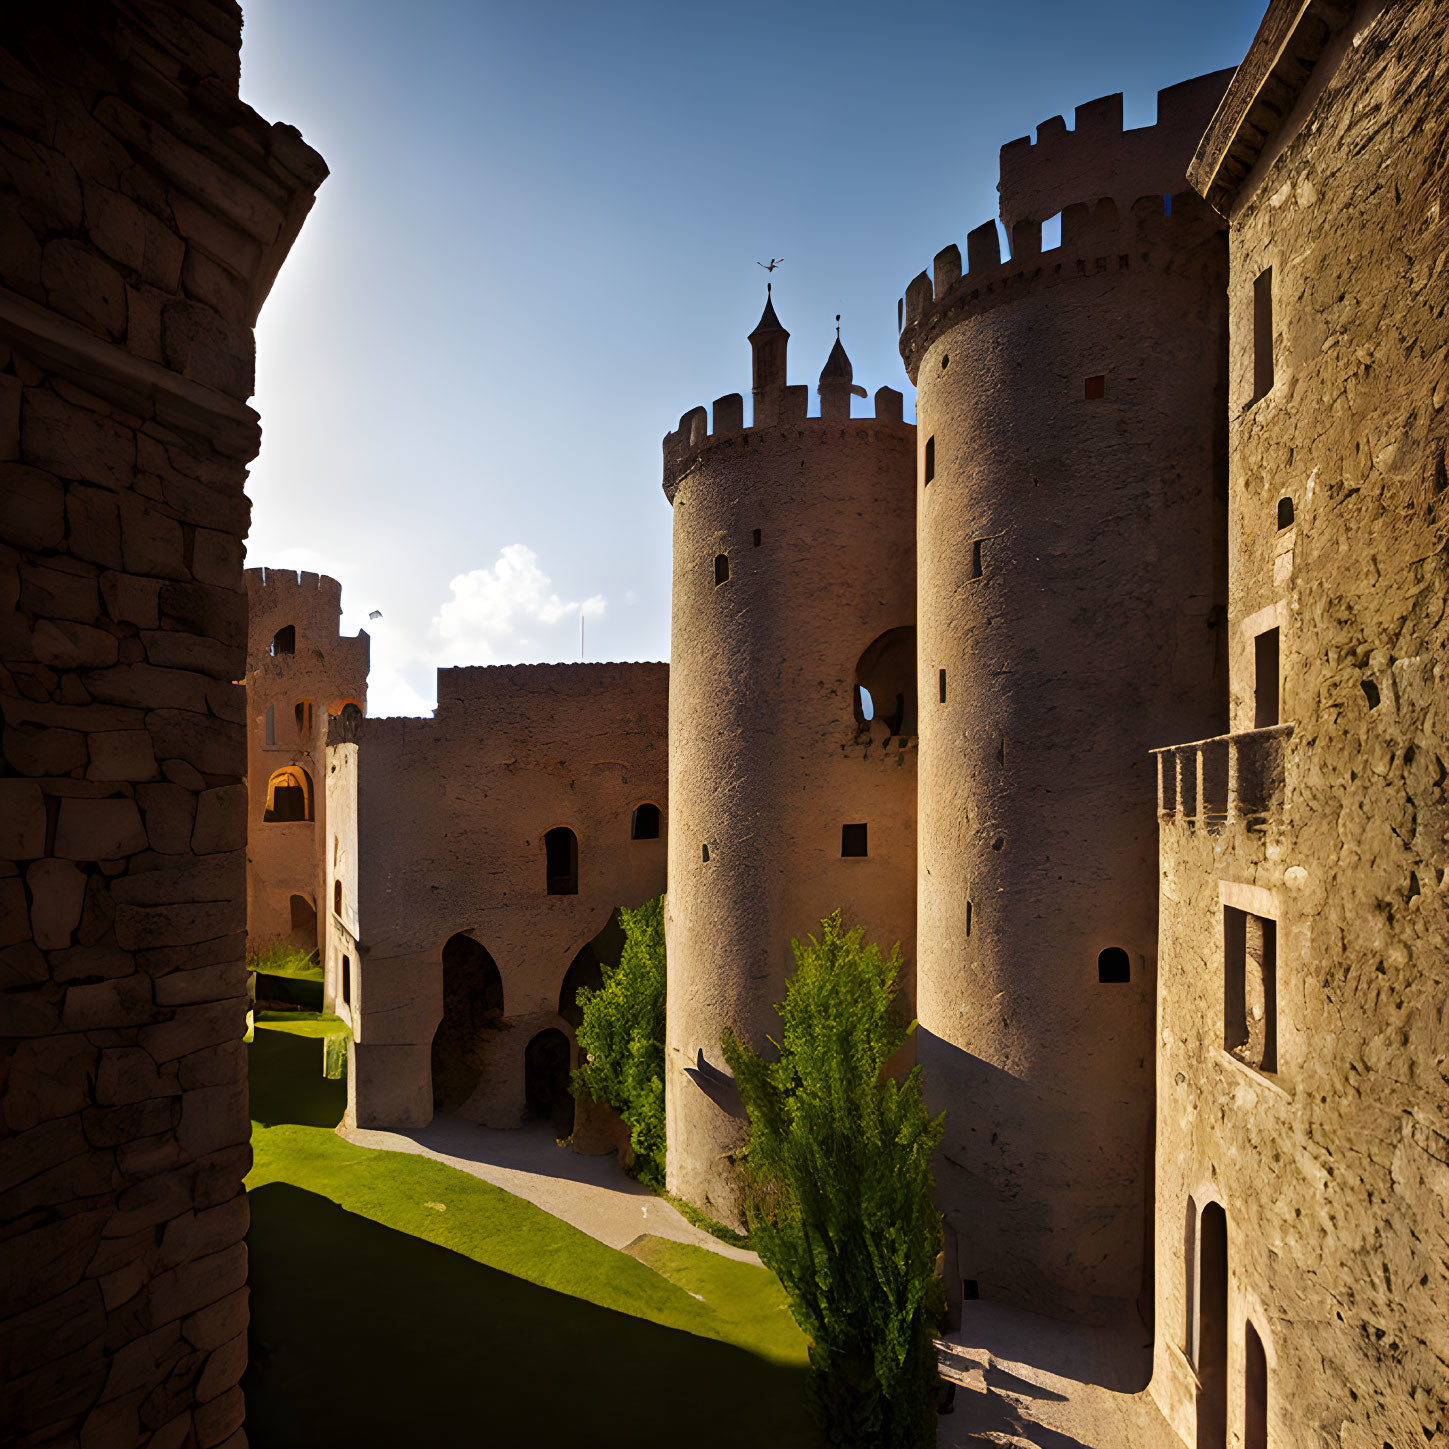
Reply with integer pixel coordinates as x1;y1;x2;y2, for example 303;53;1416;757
433;933;505;1112
1084;374;1105;400
1253;627;1280;728
1361;678;1380;709
752;529;762;547
1245;1321;1268;1449
545;827;579;895
333;879;342;916
971;539;985;580
714;554;730;585
940;353;949;371
855;626;917;738
294;700;313;737
965;901;972;937
962;1279;979;1301
263;766;313;823
938;668;947;704
559;910;624;1029
270;624;295;656
1225;906;1278;1073
1252;267;1274;403
264;705;275;745
341;955;351;1007
631;803;661;840
1097;946;1131;983
924;436;935;484
1276;496;1294;530
702;843;710;862
1197;1203;1228;1445
1163;193;1173;216
841;823;868;857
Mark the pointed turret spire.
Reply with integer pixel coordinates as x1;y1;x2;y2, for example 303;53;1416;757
749;283;789;422
818;315;868;420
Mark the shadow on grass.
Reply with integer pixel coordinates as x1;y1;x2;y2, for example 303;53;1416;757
244;1183;818;1449
249;1027;345;1128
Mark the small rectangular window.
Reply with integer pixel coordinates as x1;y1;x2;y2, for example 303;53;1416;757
970;539;984;580
714;554;730;585
964;900;972;936
1252;267;1273;403
341;954;351;1007
841;823;868;857
938;668;947;704
924;436;935;485
1084;374;1105;400
1224;907;1277;1072
702;843;710;862
962;1278;980;1301
752;529;762;547
1253;627;1280;728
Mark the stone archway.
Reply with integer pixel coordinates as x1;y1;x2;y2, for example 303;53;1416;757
524;1028;573;1135
431;933;504;1114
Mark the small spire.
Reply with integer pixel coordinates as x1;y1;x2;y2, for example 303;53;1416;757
750;284;788;340
818;315;867;417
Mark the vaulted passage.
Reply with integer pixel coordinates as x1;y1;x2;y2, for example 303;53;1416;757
1196;1202;1228;1449
263;766;313;822
558;910;626;1028
431;933;505;1114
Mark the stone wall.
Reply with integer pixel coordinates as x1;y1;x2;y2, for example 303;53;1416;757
0;4;324;1444
1151;3;1448;1445
329;662;668;1133
243;567;367;961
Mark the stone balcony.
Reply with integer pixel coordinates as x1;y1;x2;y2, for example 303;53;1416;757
1152;723;1293;831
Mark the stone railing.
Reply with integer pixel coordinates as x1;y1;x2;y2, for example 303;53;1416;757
1153;723;1292;830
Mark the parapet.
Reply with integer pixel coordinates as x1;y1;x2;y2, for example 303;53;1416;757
897;189;1222;383
662;385;909;500
246;566;343;612
998;70;1234;234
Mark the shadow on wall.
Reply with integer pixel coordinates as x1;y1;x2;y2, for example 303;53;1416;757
243;1185;817;1449
432;933;505;1113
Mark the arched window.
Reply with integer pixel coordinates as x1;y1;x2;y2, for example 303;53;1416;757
714;554;730;586
293;700;314;738
432;933;505;1113
855;626;917;738
330;698;364;719
1244;1321;1268;1449
263;766;313;822
558;910;624;1028
1097;946;1131;983
525;1027;573;1132
631;803;661;840
1197;1203;1228;1444
333;879;342;916
1276;496;1294;529
545;827;578;895
270;624;295;656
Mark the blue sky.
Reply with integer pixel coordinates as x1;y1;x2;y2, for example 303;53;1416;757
239;0;1267;715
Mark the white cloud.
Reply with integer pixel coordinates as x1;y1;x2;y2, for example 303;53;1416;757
432;544;606;667
364;665;436;719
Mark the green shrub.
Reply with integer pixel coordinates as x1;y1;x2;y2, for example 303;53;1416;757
571;895;667;1188
247;942;322;980
723;912;945;1449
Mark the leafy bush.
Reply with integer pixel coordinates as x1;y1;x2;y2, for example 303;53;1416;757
571;895;667;1188
723;912;945;1449
247;941;322;980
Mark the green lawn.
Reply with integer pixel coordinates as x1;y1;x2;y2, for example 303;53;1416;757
244;1027;816;1447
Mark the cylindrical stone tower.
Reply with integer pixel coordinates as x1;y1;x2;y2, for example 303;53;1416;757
901;74;1233;1324
663;294;917;1222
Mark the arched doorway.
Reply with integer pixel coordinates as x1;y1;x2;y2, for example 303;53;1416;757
1244;1320;1267;1449
431;933;504;1114
558;910;626;1028
288;893;317;954
1196;1202;1228;1449
262;765;313;822
545;827;578;895
525;1028;573;1135
855;626;917;738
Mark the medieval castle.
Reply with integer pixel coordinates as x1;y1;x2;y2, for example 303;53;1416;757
2;0;1444;1446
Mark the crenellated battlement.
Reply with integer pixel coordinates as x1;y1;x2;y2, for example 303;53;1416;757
997;70;1233;234
247;566;344;604
661;385;909;499
898;189;1222;382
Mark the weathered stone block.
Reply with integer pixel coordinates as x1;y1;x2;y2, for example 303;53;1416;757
191;786;245;854
52;942;133;983
142;628;243;678
84;662;210;713
147;1242;246;1329
0;372;22;460
96;1046;182;1108
34;616;121;670
1;463;65;547
3;720;88;775
180;1286;246;1356
133;783;196;857
0;1208;108;1319
88;729;161;782
157;579;246;646
137;1000;239;1064
177;1040;244;1092
27;856;88;948
176;1081;247;1159
160;1196;247;1273
54;796;148;861
162;299;253;398
100;570;162;628
62;972;155;1031
191;528;242;590
147;709;243;775
121;498;187;579
41;238;127;338
65;483;125;568
193;1382;245;1447
19;558;102;621
83;1097;180;1149
21;384;136;491
0;778;47;857
153;960;240;1007
2;1033;95;1130
84;182;148;273
194;1331;246;1404
0;875;30;947
115;898;240;950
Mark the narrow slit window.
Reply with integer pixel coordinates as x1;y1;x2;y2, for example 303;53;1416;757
1252;267;1274;403
970;539;985;580
714;554;730;586
1084;375;1105;400
841;823;868;858
341;954;351;1007
333;879;342;916
924;436;935;485
964;900;973;936
938;668;947;704
752;529;762;547
1224;906;1278;1072
702;843;710;862
1276;497;1294;530
1097;946;1131;983
1253;627;1280;728
545;827;579;895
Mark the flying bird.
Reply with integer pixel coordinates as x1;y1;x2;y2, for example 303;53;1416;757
756;257;784;272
